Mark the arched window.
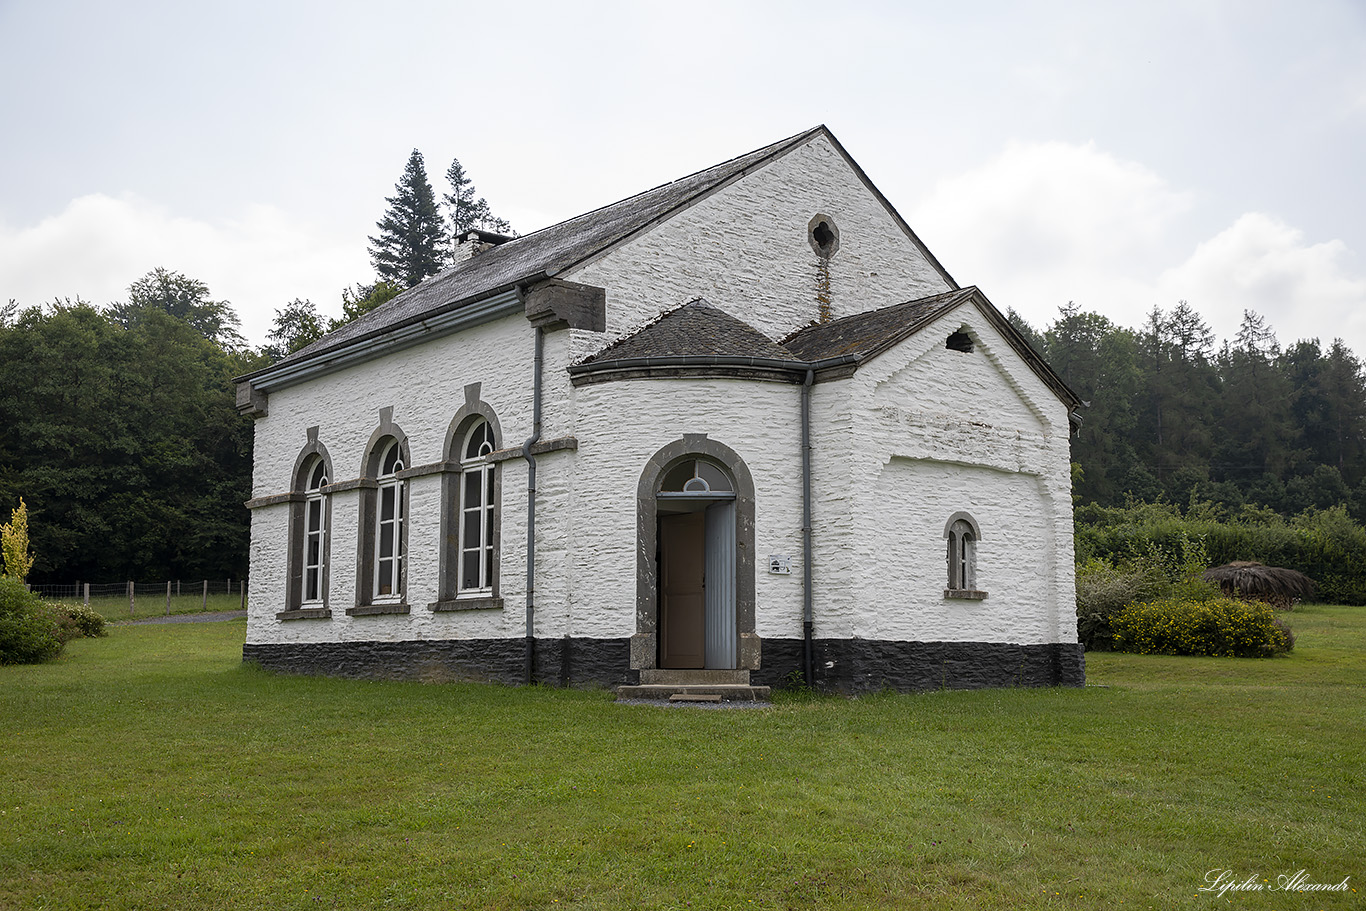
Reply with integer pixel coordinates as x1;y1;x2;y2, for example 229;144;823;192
303;459;328;604
944;512;985;599
284;441;333;616
374;438;406;600
459;419;497;593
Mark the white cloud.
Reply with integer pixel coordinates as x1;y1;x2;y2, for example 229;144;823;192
0;194;369;344
1158;213;1366;350
911;140;1366;355
911;140;1194;324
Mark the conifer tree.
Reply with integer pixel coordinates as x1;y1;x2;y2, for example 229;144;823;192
444;157;512;243
369;150;446;288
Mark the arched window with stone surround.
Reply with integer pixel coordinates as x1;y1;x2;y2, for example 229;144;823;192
944;512;985;599
284;438;333;615
302;458;328;604
352;417;411;613
432;392;503;612
374;438;406;600
458;418;497;594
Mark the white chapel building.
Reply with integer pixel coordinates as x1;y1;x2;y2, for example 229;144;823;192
236;126;1085;698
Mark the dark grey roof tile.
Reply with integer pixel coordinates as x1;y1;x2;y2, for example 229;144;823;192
580;300;796;362
278;127;827;366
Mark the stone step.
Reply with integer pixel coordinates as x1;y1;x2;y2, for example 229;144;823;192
616;684;771;702
669;693;722;703
639;668;751;685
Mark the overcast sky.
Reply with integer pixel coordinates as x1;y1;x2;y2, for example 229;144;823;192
2;0;1363;358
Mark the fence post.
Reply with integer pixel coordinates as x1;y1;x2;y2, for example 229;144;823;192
241;579;247;611
128;581;134;616
84;583;90;607
166;580;172;616
202;579;208;613
177;580;181;596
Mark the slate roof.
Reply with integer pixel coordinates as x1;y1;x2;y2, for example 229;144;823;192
276;126;829;367
574;289;1080;409
579;299;797;363
781;288;976;361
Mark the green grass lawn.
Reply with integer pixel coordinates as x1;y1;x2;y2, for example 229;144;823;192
82;592;247;621
1;608;1361;910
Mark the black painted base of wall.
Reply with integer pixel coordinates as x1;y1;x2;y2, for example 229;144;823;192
243;637;1084;692
753;639;1086;693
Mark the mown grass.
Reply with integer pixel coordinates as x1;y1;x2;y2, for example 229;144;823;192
1;607;1361;910
79;592;247;621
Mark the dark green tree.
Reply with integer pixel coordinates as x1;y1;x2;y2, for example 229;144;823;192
1134;301;1220;495
0;295;260;584
1044;303;1143;505
1005;307;1045;354
1213;310;1298;487
109;268;244;347
444;157;513;245
265;298;327;360
1283;338;1366;488
336;281;403;326
369;149;447;288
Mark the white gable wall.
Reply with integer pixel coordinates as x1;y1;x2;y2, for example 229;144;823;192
563;133;953;361
808;302;1077;646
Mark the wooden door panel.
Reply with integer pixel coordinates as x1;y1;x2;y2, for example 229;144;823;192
660;512;705;668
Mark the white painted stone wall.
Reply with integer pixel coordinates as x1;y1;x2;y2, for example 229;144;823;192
564;377;807;641
244;135;1078;658
806;299;1078;646
246;313;543;646
563;133;954;362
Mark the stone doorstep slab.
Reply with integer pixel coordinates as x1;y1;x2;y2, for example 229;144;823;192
616;684;772;703
639;668;751;685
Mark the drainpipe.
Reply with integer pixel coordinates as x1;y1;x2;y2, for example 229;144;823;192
523;326;544;685
801;367;815;687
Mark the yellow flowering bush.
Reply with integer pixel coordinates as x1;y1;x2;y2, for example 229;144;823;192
1111;595;1294;658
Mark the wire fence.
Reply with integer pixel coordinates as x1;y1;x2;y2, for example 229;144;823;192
27;579;249;618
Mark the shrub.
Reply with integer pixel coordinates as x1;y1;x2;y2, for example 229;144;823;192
49;601;107;641
1075;558;1165;651
1111;596;1293;658
1075;500;1366;604
0;576;63;664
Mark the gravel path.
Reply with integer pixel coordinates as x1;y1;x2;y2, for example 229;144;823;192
117;610;246;625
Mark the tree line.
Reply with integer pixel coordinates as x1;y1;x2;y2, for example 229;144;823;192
1010;301;1366;518
2;151;512;585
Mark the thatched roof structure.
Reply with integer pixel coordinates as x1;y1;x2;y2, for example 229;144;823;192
1203;562;1314;600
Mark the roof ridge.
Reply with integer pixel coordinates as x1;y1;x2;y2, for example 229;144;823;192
313;127;827;353
509;126;825;248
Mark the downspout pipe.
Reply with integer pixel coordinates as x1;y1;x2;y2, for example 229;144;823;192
523;326;544;685
801;367;815;687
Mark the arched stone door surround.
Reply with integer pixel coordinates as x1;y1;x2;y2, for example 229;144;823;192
632;434;760;671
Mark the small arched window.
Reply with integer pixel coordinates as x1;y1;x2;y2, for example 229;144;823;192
459;419;497;593
303;459;328;604
944;513;985;599
375;438;406;599
660;459;734;494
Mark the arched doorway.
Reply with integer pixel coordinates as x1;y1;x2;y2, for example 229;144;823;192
633;435;758;673
657;458;737;668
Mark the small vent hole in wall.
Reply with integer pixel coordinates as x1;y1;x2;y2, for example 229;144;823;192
946;330;973;353
807;213;840;259
813;221;835;254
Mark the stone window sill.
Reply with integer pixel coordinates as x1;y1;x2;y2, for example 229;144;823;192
346;603;411;616
429;596;503;612
944;589;988;601
276;607;332;621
